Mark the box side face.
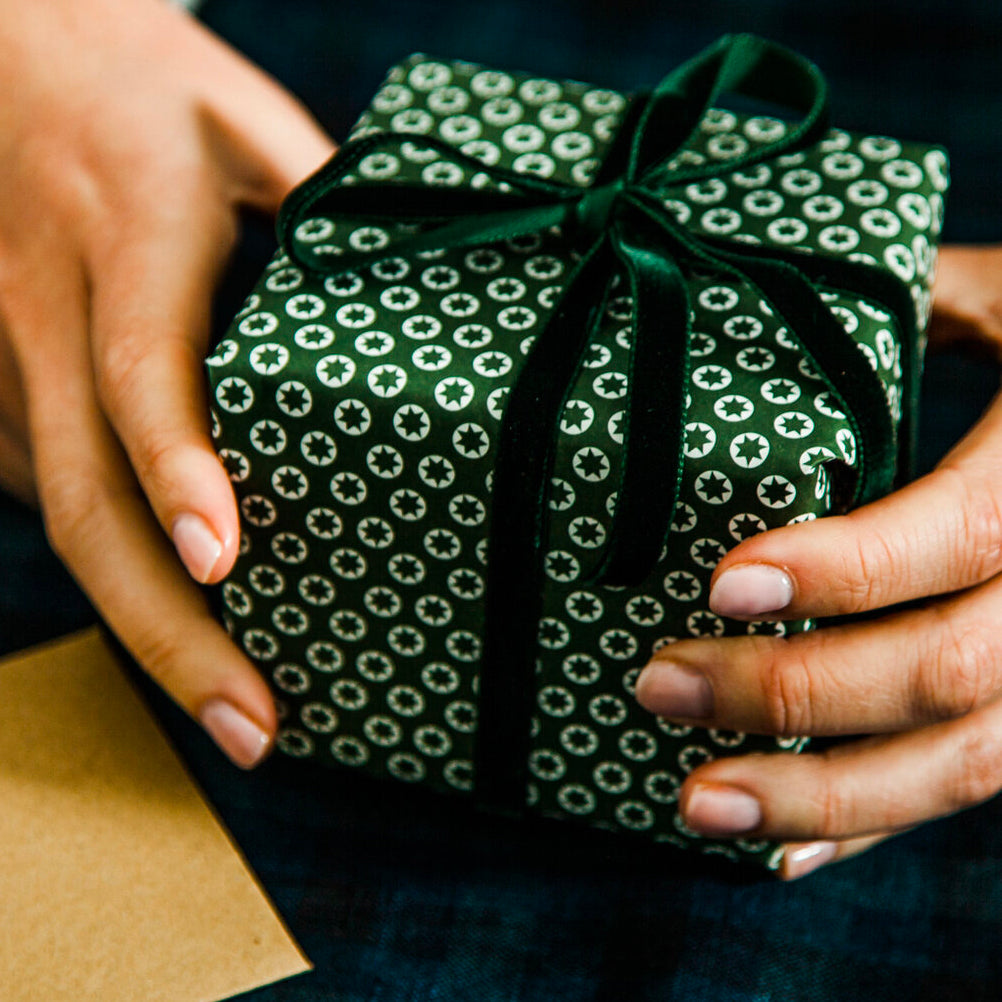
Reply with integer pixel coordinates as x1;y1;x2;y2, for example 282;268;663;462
207;55;945;866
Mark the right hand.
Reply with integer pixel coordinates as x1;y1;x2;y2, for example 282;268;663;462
0;0;335;765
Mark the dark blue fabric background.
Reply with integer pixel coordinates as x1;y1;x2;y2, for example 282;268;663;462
3;2;1002;998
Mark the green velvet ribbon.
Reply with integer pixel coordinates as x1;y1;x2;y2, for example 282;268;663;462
277;34;909;816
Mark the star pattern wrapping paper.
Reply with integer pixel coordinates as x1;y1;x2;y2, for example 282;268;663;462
206;47;948;867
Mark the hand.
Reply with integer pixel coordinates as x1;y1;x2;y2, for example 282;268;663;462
635;244;1002;879
0;0;335;765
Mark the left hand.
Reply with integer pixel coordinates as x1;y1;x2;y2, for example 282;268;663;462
0;0;335;768
635;244;1002;879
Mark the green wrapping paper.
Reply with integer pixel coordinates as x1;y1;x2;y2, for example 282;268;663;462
206;35;949;868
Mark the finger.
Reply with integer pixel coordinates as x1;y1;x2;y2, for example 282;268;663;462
145;1;334;213
705;389;1002;621
0;326;35;503
215;83;336;212
0;319;28;438
88;196;241;584
0;422;35;506
675;700;1002;843
17;268;276;767
927;245;1002;354
195;31;336;211
779;832;898;880
636;572;1002;736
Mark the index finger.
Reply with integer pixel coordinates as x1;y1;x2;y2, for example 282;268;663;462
16;265;276;767
89;190;241;585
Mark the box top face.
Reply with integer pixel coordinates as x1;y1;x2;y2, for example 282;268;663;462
304;52;946;330
350;53;947;185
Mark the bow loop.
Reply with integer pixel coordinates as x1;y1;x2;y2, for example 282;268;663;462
631;33;829;186
274;33;895;596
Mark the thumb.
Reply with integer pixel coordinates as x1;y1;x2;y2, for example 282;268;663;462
928;244;1002;355
210;61;338;213
186;19;337;212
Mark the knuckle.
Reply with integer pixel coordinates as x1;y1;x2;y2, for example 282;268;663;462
94;338;202;495
130;433;194;503
948;728;1002;811
759;640;816;736
97;330;198;417
94;331;150;417
838;528;900;614
950;468;1002;582
918;611;999;721
38;468;110;562
129;624;189;697
809;758;856;837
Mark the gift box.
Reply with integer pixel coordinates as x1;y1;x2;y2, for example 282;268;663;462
206;35;948;867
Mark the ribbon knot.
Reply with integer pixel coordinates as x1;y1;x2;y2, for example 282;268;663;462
569;178;626;246
277;34;914;815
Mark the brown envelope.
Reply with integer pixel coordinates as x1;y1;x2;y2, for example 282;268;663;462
0;628;311;1002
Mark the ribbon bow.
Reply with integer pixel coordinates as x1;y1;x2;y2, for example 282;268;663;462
278;34;915;815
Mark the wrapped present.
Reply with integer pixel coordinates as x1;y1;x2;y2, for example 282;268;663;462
206;35;949;867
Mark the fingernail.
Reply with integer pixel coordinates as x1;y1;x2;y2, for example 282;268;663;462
709;564;793;618
685;783;762;836
783;841;838;880
637;662;713;718
172;513;223;584
200;699;271;769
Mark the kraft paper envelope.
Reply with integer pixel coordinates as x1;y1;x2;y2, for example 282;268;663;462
0;628;311;1002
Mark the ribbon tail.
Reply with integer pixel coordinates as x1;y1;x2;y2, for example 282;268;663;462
474;237;617;816
592;215;693;587
631;194;897;508
703;236;920;488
